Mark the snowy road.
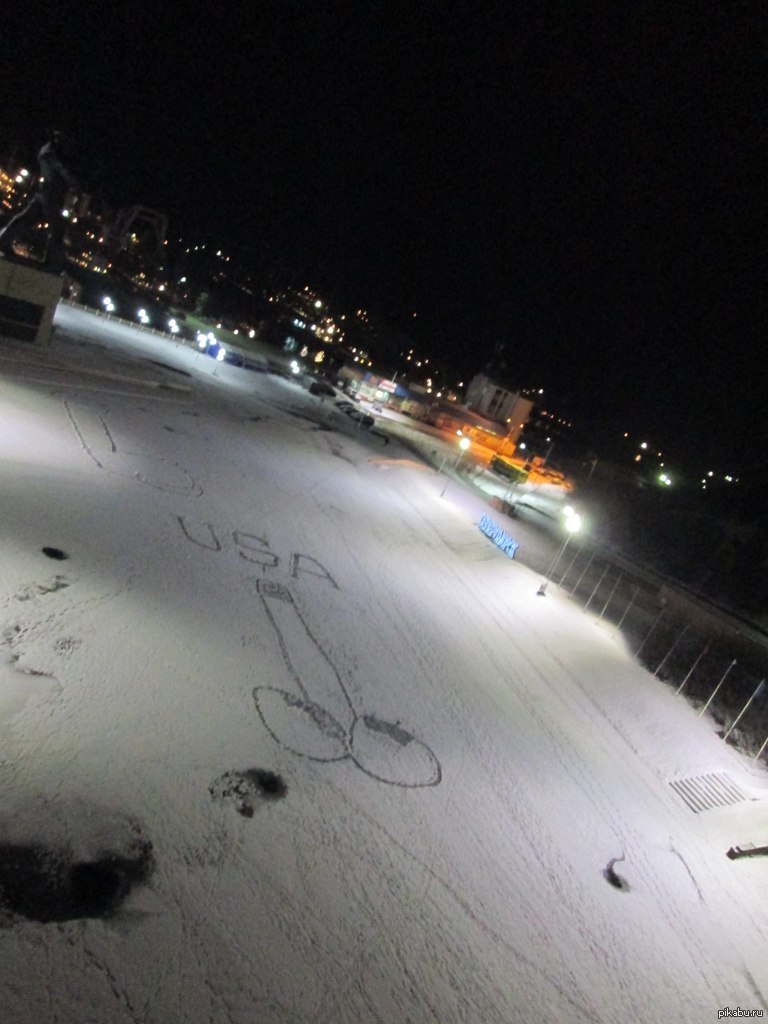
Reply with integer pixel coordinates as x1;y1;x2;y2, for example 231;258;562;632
1;306;767;1023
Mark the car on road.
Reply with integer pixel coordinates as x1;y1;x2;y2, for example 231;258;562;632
341;406;374;428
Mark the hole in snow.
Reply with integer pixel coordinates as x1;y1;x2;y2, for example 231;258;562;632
209;768;288;817
42;547;68;560
602;857;629;891
250;769;287;797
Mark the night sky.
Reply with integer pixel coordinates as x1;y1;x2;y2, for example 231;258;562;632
3;3;766;476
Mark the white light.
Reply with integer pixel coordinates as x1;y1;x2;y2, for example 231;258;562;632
216;348;226;362
565;512;582;533
459;438;470;451
314;299;322;308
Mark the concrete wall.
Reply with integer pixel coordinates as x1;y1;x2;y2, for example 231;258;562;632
0;260;62;345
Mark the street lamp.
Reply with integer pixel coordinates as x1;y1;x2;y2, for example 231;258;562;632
437;432;469;473
537;509;582;596
439;437;471;497
455;436;471;468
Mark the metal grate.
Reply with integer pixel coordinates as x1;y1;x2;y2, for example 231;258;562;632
669;772;746;813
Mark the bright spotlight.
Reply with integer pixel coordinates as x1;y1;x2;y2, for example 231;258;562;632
565;512;582;533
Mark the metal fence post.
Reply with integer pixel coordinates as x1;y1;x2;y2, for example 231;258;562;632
558;545;582;587
635;601;666;658
570;552;595;596
599;572;623;620
654;624;689;678
676;642;710;695
698;659;737;718
584;564;609;611
614;585;640;635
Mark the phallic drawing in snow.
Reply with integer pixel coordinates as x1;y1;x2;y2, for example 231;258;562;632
252;579;441;788
209;768;288;817
64;400;203;496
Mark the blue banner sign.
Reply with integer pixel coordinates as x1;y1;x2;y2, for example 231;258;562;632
478;514;519;559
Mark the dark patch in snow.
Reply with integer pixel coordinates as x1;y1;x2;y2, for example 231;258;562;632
209;768;288;816
0;836;154;923
603;855;629;891
42;547;68;560
163;425;175;432
312;423;332;431
16;575;70;601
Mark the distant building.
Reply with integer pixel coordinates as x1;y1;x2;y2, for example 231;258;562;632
463;373;533;446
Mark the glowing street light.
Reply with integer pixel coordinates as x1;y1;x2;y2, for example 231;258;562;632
537;508;582;596
437;435;470;474
438;436;471;497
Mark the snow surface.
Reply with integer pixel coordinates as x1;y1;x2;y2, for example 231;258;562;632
1;304;767;1023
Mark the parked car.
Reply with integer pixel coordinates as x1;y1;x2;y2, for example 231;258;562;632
342;407;374;428
309;379;336;397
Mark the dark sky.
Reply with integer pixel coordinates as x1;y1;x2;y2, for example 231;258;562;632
3;3;766;475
